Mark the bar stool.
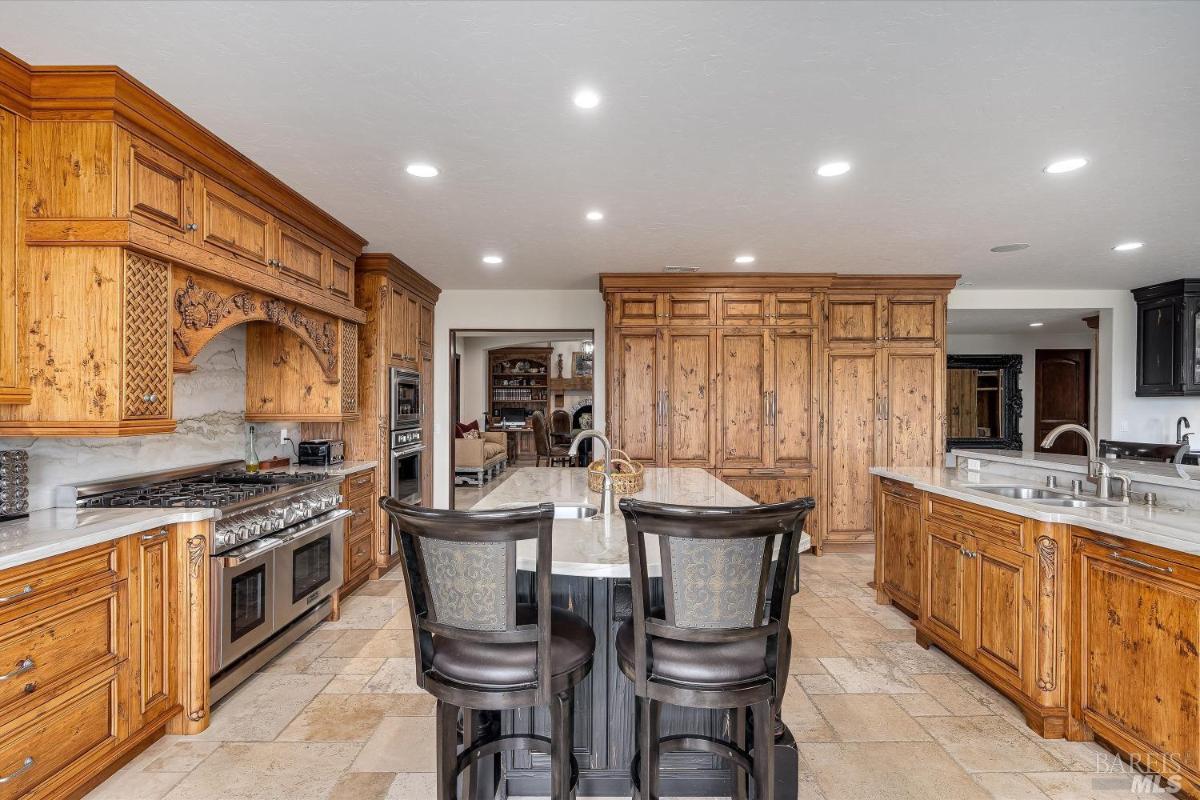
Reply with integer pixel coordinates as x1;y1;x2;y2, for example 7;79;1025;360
380;499;596;800
615;497;814;800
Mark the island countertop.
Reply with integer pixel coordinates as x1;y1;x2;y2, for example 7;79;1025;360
471;466;812;577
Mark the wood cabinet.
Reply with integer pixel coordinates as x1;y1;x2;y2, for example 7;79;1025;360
0;105;26;405
874;478;921;614
337;466;378;600
386;285;421;367
0;524;206;799
329;251;354;302
274;219;326;290
1072;529;1200;795
123;135;195;242
604;275;953;554
196;175;273;268
1132;279;1200;396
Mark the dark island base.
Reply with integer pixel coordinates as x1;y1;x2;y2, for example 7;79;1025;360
462;572;799;799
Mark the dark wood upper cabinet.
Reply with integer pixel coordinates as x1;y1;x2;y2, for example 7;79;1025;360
1133;279;1200;396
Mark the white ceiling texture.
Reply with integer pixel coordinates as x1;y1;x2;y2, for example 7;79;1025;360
4;1;1198;290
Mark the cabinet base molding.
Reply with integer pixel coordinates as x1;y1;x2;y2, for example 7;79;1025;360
915;627;1069;739
61;708;179;800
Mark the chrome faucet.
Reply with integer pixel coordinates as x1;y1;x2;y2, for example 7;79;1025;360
1178;416;1192;446
569;429;614;517
1040;423;1129;501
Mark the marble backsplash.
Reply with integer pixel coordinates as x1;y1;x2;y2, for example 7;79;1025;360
8;326;300;511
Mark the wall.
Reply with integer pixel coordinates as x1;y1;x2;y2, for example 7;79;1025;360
947;331;1095;448
10;326;297;511
433;290;606;508
950;289;1200;446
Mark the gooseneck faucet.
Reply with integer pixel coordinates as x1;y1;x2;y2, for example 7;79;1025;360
1178;416;1192;446
1040;423;1128;501
568;429;614;517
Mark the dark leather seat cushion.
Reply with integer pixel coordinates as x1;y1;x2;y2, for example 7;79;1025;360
616;610;768;687
431;605;595;688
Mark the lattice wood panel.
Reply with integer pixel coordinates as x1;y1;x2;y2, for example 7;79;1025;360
123;251;172;418
341;321;358;415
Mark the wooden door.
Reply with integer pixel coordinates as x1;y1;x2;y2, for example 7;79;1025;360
883;295;940;346
882;348;943;468
662;330;716;466
718;330;769;467
879;487;922;613
1035;349;1091;454
827;295;879;343
923;522;973;652
613;329;663;464
613;293;662;326
664;293;716;326
127;527;176;731
718;293;769;326
196;176;272;267
823;347;882;544
329;251;354;301
770;328;818;469
419;302;434;349
275;220;327;289
126;137;194;241
121;252;172;421
972;538;1032;692
771;292;816;326
1075;538;1200;775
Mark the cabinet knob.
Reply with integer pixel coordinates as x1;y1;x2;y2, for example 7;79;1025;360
186;223;198;231
143;393;158;404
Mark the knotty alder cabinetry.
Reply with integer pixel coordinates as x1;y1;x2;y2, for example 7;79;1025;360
0;49;367;433
0;522;211;799
603;274;953;553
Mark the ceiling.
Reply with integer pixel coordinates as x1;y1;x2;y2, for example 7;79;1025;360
948;308;1098;335
5;1;1199;290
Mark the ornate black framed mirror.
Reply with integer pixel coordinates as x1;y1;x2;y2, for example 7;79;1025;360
946;354;1023;450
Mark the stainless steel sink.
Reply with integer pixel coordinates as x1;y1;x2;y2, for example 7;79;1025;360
1028;497;1121;509
496;502;600;519
971;485;1070;500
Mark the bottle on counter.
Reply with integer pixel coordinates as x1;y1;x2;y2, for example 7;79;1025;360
246;424;260;473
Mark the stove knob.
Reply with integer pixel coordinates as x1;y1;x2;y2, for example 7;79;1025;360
216;531;232;548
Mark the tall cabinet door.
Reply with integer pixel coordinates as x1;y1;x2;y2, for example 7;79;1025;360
823;346;883;545
662;330;716;466
613;328;663;464
882;347;944;469
718;330;769;468
770;328;819;469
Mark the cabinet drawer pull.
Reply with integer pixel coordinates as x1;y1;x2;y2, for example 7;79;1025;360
0;756;33;784
186;223;198;231
0;585;32;604
1109;552;1174;574
0;658;34;682
141;528;169;541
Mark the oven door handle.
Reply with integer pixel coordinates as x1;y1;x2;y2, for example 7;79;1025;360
222;538;286;567
272;509;353;545
392;444;426;457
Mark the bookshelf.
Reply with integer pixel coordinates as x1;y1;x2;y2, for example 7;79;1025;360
487;347;553;428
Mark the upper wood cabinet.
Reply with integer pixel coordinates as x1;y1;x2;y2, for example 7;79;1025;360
329;251;354;302
662;330;717;466
123;135;195;241
0;106;26;405
664;293;716;325
1133;279;1200;396
826;295;880;343
196;176;272;267
884;295;940;345
419;301;434;350
881;347;943;469
274;219;326;289
770;327;819;469
610;291;717;326
719;293;770;326
612;292;662;326
772;292;817;326
718;329;770;468
612;328;664;465
385;285;421;367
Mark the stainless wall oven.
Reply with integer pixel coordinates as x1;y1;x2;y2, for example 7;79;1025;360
390;368;422;430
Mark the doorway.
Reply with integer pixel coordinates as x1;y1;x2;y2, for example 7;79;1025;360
1035;348;1092;454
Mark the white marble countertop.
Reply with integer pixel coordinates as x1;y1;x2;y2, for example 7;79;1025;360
0;507;216;572
873;464;1200;556
951;448;1200;489
267;460;378;479
471;467;812;577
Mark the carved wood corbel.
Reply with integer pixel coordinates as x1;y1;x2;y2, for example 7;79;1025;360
171;268;339;381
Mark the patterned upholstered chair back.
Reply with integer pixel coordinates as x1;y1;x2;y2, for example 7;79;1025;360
379;498;557;704
618;497;813;697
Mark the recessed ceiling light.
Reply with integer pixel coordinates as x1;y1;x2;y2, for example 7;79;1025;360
1113;241;1144;252
1029;322;1044;328
482;254;504;265
1044;157;1088;174
405;163;439;178
734;255;756;265
990;243;1031;253
585;210;604;222
573;88;601;109
816;161;852;177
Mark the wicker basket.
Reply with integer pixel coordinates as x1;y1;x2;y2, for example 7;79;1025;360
587;449;645;495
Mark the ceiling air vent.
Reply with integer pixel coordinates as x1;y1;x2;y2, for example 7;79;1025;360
663;265;701;273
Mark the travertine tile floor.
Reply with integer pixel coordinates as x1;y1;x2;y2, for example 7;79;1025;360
88;553;1152;800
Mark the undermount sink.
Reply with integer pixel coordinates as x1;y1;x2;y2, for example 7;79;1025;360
968;485;1122;509
496;502;599;519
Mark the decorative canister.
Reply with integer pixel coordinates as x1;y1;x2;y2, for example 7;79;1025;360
0;449;30;521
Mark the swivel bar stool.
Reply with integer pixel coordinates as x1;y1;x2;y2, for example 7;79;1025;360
380;499;596;800
616;497;814;800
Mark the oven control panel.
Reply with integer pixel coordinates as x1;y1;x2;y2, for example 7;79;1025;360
391;428;422;449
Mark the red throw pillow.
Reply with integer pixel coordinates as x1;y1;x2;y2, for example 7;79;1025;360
454;420;480;439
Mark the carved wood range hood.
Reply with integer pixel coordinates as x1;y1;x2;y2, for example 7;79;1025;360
0;49;368;435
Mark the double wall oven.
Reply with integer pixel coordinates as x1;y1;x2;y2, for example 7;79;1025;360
388;368;426;553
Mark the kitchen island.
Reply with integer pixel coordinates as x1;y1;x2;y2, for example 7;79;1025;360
470;466;812;798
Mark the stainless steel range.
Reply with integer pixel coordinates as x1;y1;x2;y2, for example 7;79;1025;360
59;460;351;701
